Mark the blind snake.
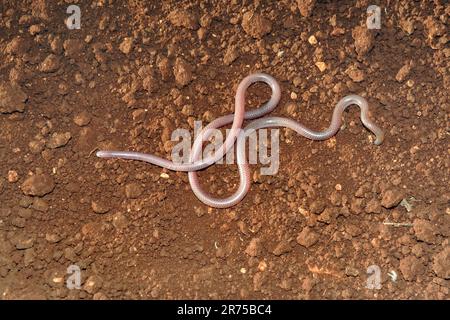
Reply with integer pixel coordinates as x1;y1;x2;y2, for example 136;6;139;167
97;73;384;208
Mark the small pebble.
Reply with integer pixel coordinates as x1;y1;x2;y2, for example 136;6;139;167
46;132;72;149
315;61;327;72
21;174;55;197
308;35;318;45
91;200;110;214
7;170;19;183
73;111;91;126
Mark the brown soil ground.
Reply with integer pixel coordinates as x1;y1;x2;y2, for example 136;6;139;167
0;0;448;300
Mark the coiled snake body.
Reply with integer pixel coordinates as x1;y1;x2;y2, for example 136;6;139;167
97;73;384;208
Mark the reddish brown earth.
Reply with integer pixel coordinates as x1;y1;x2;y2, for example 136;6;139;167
0;0;449;299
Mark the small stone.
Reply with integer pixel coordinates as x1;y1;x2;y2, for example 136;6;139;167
81;222;101;237
329;191;341;206
315;61;327;72
11;216;26;228
39;54;61;73
64;247;77;261
318;208;333;223
381;189;403;208
45;233;62;243
21;174;55;197
6;37;31;55
23;248;35;266
119;37;133;55
0;82;28;113
31;3;51;20
12;234;35;250
200;14;212;28
32;198;49;212
132;109;146;123
83;275;103;294
173;58;193;87
223;45;240;66
411;243;425;257
365;198;382;214
345;64;365;82
29;140;45;154
293;77;303;87
309;200;325;214
395;61;412;82
272;240;292;256
125;183;143;199
253;272;265;291
46;132;72;149
399;19;415;35
245;238;262;257
19;197;33;208
91;200;110;214
50;36;63;54
137;63;152;77
241;12;272;39
29;24;43;35
157;56;171;81
49;269;68;288
197;27;207;40
63;39;85;58
301;276;316;292
160;173;169;179
296;227;319;248
142;74;157;93
285;103;297;116
7;170;19;183
18;208;32;219
352;25;375;58
308;35;318;45
258;261;267;272
413;219;437;244
73;111;91;126
168;9;199;30
48;270;65;288
345;266;360;277
432;247;450;279
93;292;108;300
181;105;193;116
399;255;425;281
194;206;205;218
406;79;414;88
0;208;11;219
290;92;298;100
297;0;316;17
423;16;446;40
112;212;128;230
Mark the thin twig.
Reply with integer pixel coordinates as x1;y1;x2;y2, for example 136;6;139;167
382;221;413;227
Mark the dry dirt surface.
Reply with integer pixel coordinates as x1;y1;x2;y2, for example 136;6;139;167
0;0;449;300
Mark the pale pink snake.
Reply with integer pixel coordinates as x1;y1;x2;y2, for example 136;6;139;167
97;73;384;208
